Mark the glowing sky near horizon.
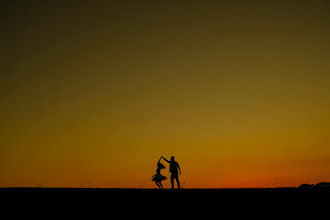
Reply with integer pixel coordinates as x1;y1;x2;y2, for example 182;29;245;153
1;1;330;188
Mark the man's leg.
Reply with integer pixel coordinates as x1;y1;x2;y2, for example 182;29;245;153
176;177;180;189
170;174;174;189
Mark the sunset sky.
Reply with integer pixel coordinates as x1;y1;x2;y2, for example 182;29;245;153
1;1;330;188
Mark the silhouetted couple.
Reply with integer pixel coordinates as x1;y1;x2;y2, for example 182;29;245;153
152;156;181;189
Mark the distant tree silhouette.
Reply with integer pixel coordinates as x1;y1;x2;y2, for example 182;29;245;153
299;182;330;188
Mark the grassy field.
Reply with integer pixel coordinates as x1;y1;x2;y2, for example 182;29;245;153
2;187;329;206
2;187;329;217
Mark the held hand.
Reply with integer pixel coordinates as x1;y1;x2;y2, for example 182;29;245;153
179;171;181;175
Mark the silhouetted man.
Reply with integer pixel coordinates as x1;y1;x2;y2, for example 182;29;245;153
161;156;181;189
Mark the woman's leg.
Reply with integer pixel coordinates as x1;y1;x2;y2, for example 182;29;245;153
156;182;161;189
159;181;163;189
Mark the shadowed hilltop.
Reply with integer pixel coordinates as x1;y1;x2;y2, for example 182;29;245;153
2;186;329;217
2;184;330;208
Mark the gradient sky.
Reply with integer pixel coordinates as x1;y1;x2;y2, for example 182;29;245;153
1;0;330;188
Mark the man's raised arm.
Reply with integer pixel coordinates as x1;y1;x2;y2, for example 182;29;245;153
161;156;170;163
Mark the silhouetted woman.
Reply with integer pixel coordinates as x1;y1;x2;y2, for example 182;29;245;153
152;158;167;189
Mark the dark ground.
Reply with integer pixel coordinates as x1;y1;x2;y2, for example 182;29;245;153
2;187;329;216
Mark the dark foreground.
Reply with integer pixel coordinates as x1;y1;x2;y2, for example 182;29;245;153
2;187;329;215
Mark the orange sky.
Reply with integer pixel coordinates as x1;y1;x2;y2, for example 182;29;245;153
1;1;330;188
